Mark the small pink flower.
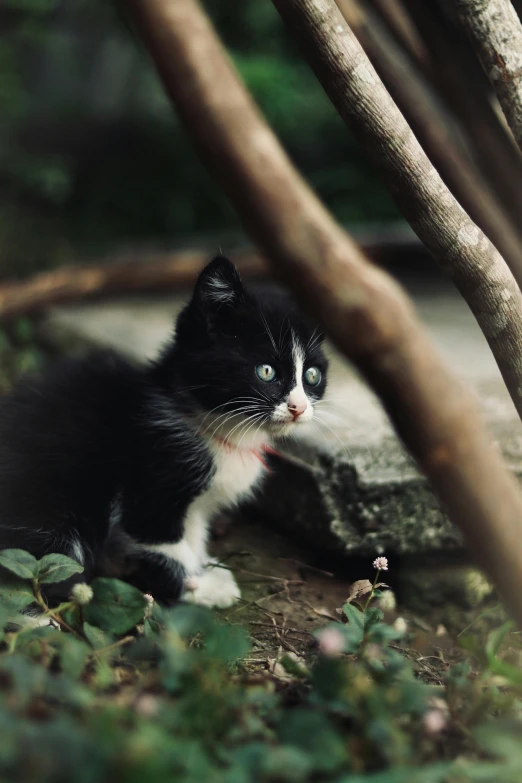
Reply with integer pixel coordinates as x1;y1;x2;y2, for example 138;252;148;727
135;694;159;717
423;709;447;735
373;556;388;571
316;627;345;657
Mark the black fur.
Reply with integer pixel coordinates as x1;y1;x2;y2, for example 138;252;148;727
0;257;327;602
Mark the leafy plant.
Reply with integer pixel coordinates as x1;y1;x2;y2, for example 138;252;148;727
0;548;520;782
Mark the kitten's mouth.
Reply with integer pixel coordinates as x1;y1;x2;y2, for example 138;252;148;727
268;415;312;437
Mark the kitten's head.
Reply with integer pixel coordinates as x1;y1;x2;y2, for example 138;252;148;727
171;256;328;442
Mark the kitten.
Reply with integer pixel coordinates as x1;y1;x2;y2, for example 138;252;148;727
0;257;328;608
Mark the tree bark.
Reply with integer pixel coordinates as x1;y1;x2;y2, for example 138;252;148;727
396;0;522;233
338;0;522;280
130;0;522;625
272;0;522;424
370;0;432;68
455;0;522;152
0;251;264;321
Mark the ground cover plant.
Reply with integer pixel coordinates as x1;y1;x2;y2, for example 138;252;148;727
0;549;520;782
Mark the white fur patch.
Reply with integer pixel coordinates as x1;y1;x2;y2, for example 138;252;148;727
182;559;241;608
206;275;235;304
144;414;267;608
271;332;314;427
70;537;85;566
147;539;200;575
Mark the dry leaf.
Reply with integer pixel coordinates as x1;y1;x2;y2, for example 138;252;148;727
345;579;389;604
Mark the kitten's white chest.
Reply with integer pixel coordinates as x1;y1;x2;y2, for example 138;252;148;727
201;445;267;516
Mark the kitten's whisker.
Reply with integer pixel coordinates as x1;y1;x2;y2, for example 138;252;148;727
204;406;263;440
236;412;268;450
199;396;267;429
250;385;272;404
313;415;360;463
219;412;265;448
203;405;263;440
259;309;278;355
305;327;320;351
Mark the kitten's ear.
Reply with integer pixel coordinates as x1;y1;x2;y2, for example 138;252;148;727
194;256;246;311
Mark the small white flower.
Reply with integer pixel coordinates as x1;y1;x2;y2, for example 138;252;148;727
393;617;408;634
373;556;388;571
144;593;154;619
70;583;94;606
377;590;396;611
423;709;447;735
135;694;159;717
316;627;345;657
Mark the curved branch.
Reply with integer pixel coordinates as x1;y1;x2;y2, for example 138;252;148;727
455;0;522;151
131;0;522;624
272;0;522;424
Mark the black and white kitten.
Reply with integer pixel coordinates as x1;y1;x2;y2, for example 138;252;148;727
0;257;327;608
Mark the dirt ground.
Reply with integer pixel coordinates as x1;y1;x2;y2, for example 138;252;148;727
212;518;469;684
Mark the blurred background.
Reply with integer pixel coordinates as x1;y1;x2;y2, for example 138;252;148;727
0;0;401;282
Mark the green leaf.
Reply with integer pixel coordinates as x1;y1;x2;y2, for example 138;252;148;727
278;709;349;774
488;657;522;686
83;622;112;650
342;603;365;650
485;620;515;660
36;553;84;584
364;606;384;631
58;636;90;679
0;571;35;613
83;578;147;634
0;549;38;579
204;624;250;662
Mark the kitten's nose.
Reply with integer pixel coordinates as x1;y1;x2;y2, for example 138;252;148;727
288;401;307;419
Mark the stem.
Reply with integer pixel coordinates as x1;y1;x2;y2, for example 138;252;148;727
92;636;135;657
31;581;81;637
362;570;381;612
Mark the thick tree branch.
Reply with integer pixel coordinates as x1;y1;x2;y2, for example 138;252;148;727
455;0;522;151
130;0;522;624
272;0;522;424
339;0;522;278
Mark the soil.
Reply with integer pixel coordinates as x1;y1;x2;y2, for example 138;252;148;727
212;518;474;684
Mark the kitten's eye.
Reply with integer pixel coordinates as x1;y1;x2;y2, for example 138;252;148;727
256;364;277;383
304;366;322;386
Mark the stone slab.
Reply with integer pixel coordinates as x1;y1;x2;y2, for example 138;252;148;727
40;273;522;558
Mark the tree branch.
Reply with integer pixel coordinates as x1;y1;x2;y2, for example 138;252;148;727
0;250;263;321
130;0;522;624
399;0;522;237
0;235;418;320
272;0;522;425
455;0;522;151
338;0;522;280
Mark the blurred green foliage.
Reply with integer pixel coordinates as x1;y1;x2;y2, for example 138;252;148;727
0;0;398;278
0;548;521;782
0;320;48;393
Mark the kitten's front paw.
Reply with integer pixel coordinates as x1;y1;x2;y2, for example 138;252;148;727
182;562;241;609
